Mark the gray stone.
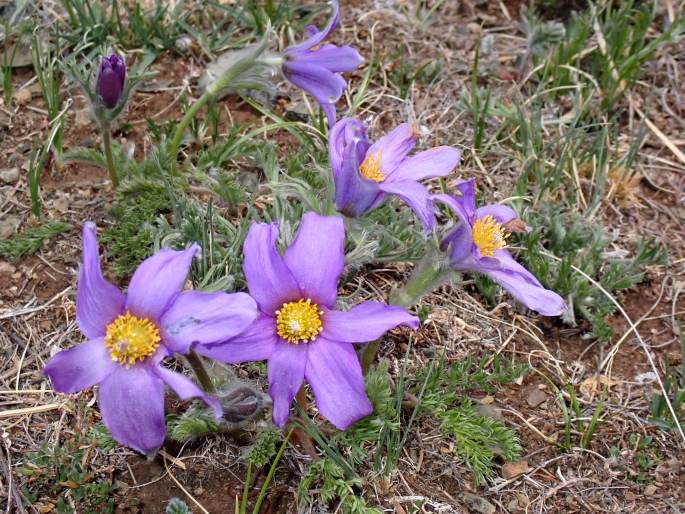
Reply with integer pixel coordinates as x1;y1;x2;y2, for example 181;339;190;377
462;492;496;514
0;215;21;239
526;388;547;408
0;167;19;184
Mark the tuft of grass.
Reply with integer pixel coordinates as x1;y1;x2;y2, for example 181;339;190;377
0;222;71;262
532;1;685;109
61;0;187;52
387;43;443;100
648;327;685;432
20;426;120;513
555;382;606;451
32;32;64;162
517;207;667;340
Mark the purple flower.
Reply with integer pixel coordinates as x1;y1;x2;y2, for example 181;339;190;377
329;118;461;231
196;212;419;429
43;223;258;455
282;0;362;127
433;179;566;316
96;54;126;109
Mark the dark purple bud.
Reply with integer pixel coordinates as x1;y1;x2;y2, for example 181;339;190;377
96;54;126;109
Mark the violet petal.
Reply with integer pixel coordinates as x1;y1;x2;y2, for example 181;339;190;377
484;250;566;316
283;213;344;308
154;366;222;418
285;0;340;53
267;341;307;427
76;222;125;339
379;179;437;231
365;123;417;174
243;223;301;315
43;337;118;393
475;205;518;225
196;314;278;363
159;291;258;354
321;301;419;343
386;146;461;183
125;245;199;323
98;365;165;455
305;338;372;429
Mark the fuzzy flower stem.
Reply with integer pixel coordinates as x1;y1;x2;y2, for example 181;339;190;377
362;248;449;375
360;340;381;376
168;89;214;164
389;256;448;309
101;121;118;188
185;349;216;394
169;43;267;163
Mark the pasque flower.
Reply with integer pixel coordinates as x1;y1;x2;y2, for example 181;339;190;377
282;0;362;127
329;118;461;231
197;212;419;429
43;223;258;454
96;54;126;109
433;179;566;316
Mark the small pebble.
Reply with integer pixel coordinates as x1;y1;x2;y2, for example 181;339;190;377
526;388;547;408
0;167;19;184
13;88;32;105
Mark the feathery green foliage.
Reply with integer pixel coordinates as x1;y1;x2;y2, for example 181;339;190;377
415;355;527;483
246;428;281;468
0;222;71;262
166;407;221;443
298;459;382;514
436;400;521;484
101;184;170;276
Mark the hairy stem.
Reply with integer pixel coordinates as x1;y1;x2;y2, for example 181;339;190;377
186;350;215;394
389;259;446;308
168;89;214;163
101;122;118;187
361;340;381;376
362;248;449;374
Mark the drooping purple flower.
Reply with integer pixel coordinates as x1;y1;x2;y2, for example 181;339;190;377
329;118;461;231
43;223;259;455
196;212;419;430
96;54;126;109
282;0;362;127
433;179;566;316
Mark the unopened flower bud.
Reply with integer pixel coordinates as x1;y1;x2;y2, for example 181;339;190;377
218;385;268;424
96;54;126;109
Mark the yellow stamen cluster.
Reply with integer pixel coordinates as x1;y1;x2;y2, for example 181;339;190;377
359;151;385;182
275;299;323;344
104;312;161;366
471;215;508;257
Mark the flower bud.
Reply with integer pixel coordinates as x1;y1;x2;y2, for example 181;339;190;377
96;54;126;109
217;385;269;425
